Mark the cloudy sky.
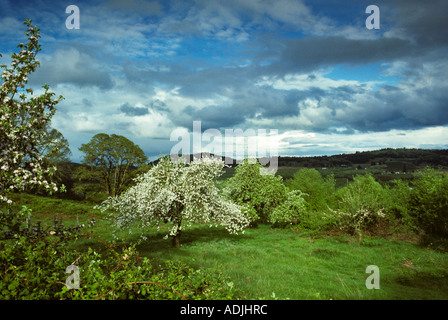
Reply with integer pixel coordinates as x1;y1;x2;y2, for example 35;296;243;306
1;0;447;162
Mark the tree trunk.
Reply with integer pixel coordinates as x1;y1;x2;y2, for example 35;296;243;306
171;215;182;248
172;230;181;248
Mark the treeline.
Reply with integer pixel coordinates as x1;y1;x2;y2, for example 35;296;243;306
275;148;448;168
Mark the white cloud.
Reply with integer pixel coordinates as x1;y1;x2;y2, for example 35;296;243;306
121;110;175;139
256;71;379;91
277;126;448;156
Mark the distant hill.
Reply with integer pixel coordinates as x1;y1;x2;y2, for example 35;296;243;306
149;148;448;171
275;148;448;169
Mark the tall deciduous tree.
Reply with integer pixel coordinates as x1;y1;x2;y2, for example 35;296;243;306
79;133;147;197
100;156;250;247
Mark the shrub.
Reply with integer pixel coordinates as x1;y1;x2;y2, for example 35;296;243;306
269;189;339;231
0;235;78;299
409;168;448;237
286;168;336;212
383;179;415;232
0;235;240;300
224;159;287;225
58;245;239;300
333;174;386;238
269;190;307;227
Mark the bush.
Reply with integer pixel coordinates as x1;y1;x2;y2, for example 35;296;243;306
269;189;339;231
286;168;336;212
383;179;415;232
0;235;240;300
224;159;287;224
333;174;386;237
58;244;240;300
409;168;448;237
269;190;307;227
0;235;78;299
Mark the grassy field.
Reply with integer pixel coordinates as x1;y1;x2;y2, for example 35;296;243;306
107;224;448;300
6;193;448;300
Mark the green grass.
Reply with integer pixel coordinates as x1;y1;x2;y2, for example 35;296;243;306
120;224;447;300
2;193;104;226
4;194;448;300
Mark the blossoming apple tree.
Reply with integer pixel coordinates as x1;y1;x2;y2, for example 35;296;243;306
100;156;250;247
0;19;64;204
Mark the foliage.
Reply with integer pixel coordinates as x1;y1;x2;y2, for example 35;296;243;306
269;189;339;231
0;235;240;300
72;165;107;202
224;159;287;224
2;193;448;300
0;205;33;240
409;167;448;237
79;133;147;197
269;190;307;226
23;122;72;196
59;248;239;300
383;179;414;231
0;19;64;204
99;156;250;247
37;121;72;164
0;204;87;242
286;168;336;212
333;174;386;237
0;235;76;299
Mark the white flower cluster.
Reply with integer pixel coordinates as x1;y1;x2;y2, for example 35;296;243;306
100;156;250;239
1;20;62;204
332;207;385;235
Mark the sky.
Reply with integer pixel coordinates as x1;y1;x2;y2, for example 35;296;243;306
1;0;447;162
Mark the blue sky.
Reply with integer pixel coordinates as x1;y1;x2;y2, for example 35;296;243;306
1;0;447;162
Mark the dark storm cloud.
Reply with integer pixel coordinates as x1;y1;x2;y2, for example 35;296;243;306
256;36;419;76
386;0;448;47
122;60;255;99
119;103;150;116
177;104;247;130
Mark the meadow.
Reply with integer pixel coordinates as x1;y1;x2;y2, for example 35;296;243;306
6;192;448;300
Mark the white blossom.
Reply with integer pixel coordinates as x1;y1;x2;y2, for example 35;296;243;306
100;156;250;242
